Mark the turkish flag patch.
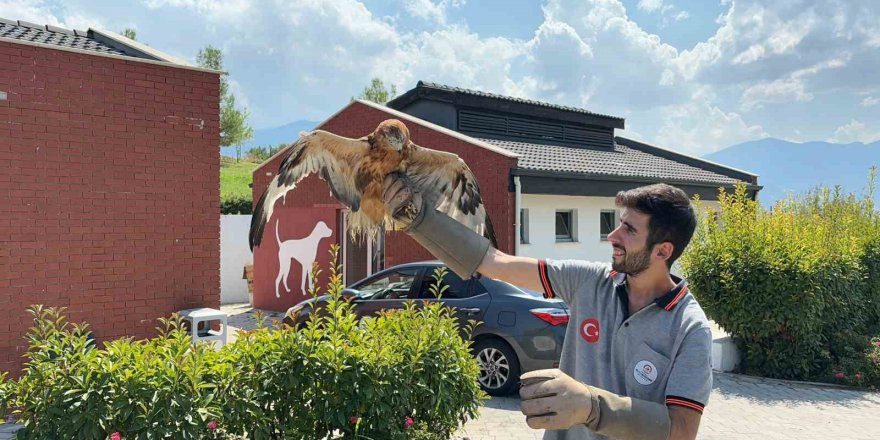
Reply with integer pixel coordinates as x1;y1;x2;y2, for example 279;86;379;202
580;318;600;344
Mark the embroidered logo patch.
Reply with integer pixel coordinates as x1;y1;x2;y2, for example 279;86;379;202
634;360;658;385
580;318;600;344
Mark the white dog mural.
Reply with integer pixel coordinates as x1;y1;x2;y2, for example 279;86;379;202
275;219;333;298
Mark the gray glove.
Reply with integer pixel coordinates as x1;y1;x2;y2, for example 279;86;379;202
383;173;491;279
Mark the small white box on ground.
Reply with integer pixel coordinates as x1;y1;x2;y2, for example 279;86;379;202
179;308;228;347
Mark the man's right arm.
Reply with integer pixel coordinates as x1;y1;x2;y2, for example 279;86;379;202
477;248;545;293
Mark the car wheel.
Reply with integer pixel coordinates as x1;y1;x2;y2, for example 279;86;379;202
473;338;520;396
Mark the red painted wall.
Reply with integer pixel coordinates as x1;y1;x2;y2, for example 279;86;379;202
252;207;338;311
0;41;220;375
252;102;517;303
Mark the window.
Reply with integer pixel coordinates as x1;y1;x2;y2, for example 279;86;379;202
354;269;418;300
600;210;618;241
556;210;577;242
418;269;473;299
520;209;530;244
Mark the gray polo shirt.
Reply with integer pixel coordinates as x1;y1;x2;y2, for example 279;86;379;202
537;259;713;440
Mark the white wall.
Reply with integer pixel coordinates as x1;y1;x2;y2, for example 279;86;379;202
220;215;253;304
519;194;617;263
518;194;720;277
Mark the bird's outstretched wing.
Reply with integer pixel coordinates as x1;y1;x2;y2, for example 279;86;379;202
249;130;368;250
404;144;498;248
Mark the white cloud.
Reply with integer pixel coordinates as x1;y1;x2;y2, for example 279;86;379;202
674;11;689;21
526;0;686;114
679;0;880;93
828;119;880;144
862;96;880;107
740;57;849;110
0;0;107;31
401;0;464;25
637;0;664;13
654;95;767;156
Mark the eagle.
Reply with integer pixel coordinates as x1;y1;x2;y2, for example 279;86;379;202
248;119;497;251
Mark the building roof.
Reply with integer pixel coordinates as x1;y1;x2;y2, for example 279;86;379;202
388;81;625;130
0;17;200;69
482;136;759;187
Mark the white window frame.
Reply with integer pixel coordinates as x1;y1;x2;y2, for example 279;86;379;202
600;209;618;241
555;209;577;242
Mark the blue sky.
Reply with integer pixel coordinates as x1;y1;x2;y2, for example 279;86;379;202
4;0;879;155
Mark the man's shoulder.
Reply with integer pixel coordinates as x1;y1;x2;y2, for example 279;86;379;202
677;293;711;332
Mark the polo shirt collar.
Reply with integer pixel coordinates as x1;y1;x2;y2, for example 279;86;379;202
609;270;689;312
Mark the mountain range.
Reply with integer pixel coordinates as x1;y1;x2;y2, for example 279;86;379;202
703;138;880;206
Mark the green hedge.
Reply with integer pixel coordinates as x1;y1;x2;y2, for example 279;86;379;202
221;196;252;215
1;246;486;439
681;181;880;384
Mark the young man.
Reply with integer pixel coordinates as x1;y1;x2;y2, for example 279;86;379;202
384;177;712;440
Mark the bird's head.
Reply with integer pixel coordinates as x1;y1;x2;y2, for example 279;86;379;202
369;119;410;152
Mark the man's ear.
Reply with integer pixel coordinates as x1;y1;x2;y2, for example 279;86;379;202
654;242;675;263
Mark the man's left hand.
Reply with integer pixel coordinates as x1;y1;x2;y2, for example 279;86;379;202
519;369;594;430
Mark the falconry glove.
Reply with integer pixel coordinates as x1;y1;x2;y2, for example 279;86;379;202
519;369;671;440
383;173;491;280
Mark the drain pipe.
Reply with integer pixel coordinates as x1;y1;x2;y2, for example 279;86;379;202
514;175;522;256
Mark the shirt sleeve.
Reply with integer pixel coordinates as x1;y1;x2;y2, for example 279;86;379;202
537;258;607;305
665;326;713;413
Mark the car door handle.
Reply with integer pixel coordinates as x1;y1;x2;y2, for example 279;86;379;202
458;307;481;315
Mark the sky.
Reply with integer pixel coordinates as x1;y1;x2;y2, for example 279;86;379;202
3;0;879;156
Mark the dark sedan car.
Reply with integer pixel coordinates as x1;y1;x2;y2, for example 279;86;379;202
284;261;569;396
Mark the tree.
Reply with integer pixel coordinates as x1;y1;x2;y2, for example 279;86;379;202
197;45;254;162
356;78;397;105
121;28;137;40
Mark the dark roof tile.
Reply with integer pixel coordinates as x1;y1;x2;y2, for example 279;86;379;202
481;138;747;185
0;19;126;56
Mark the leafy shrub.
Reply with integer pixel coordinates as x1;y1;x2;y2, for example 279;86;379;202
221;196;252;215
1;245;486;439
244;144;287;163
681;176;880;382
8;306;223;439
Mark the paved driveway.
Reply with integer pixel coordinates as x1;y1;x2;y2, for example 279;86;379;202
457;373;880;440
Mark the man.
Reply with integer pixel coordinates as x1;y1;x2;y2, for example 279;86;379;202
383;177;712;440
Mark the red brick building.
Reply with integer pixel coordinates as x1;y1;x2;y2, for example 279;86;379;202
250;99;518;311
0;18;221;374
251;82;760;312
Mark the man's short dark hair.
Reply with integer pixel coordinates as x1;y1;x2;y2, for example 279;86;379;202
615;183;696;267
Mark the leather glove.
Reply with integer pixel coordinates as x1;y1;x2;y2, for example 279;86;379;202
381;172;490;280
519;369;594;430
383;172;424;231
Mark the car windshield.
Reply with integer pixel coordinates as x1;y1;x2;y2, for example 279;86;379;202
354;269;418;300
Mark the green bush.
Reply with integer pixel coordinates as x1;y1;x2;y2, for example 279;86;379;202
1;245;486;439
681;177;880;383
221;196;252;215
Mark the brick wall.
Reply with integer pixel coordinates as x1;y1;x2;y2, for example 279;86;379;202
252;101;517;278
0;41;220;375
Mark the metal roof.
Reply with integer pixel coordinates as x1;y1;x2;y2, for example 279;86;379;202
481;137;756;186
0;18;126;56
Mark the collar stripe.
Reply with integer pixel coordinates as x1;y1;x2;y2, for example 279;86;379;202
664;286;689;311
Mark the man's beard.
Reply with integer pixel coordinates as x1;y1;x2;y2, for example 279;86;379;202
612;245;651;276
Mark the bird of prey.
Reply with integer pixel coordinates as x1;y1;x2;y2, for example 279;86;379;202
249;119;497;251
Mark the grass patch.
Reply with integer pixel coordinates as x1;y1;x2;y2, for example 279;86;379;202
220;156;259;201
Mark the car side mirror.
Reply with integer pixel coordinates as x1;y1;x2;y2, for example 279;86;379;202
341;288;359;302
